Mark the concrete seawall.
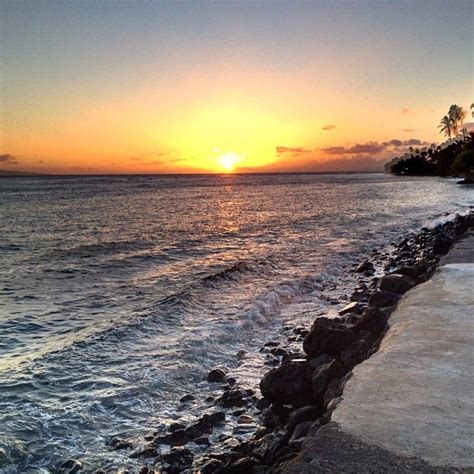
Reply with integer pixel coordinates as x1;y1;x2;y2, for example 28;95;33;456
280;227;474;472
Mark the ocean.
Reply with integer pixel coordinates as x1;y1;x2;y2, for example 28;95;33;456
0;173;472;472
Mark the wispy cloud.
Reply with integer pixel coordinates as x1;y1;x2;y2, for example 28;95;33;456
276;146;312;156
402;128;415;132
401;108;411;114
320;142;385;155
0;153;20;164
322;124;336;131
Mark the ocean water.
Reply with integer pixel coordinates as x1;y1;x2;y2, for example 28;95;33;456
0;173;472;472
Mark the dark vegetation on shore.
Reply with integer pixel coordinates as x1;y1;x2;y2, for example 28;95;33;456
65;213;472;473
386;104;474;182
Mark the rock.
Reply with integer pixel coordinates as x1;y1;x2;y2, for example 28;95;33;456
379;274;416;294
58;459;83;473
287;406;323;433
194;436;210;445
199;458;222;474
168;422;186;432
433;235;451;255
184;412;225;439
108;436;133;450
340;339;371;369
207;368;227;382
159;448;194;473
179;394;195;403
253;432;290;465
223;456;261;473
323;378;343;408
353;307;389;338
303;318;356;358
312;359;347;399
236;349;247;359
237;415;253;424
308;353;334;369
154;429;188;446
355;260;375;273
338;302;364;316
217;389;248;408
129;444;159;458
396;262;428;280
260;361;313;405
288;421;313;446
368;289;400;308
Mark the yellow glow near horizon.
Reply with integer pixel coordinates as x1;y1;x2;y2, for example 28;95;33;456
217;152;241;172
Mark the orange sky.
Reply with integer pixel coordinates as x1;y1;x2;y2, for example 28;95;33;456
1;1;472;174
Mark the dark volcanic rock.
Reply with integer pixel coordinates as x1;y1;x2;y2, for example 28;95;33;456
108;436;133;450
353;307;389;338
159;448;194;473
312;358;347;399
340;339;371;369
253;431;291;465
368;289;400;308
287;406;323;433
260;361;313;406
217;389;248;408
58;459;83;473
354;260;375;273
303;318;356;358
433;234;452;255
379;274;416;294
222;456;261;473
338;301;364;316
130;444;159;458
207;368;227;382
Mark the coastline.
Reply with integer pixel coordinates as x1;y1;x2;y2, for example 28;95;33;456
89;210;474;474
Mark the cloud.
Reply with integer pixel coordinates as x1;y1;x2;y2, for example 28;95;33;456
131;157;143;161
401;108;411;114
320;142;385;155
0;153;20;164
322;124;336;131
276;146;312;156
403;128;415;132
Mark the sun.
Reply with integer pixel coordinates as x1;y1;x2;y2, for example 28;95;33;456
217;152;241;172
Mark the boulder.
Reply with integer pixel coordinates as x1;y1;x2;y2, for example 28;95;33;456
323;378;343;408
379;274;416;294
287;406;323;433
340;339;371;369
260;360;313;406
355;260;375;273
312;359;347;399
222;456;261;473
58;460;83;473
159;448;194;474
303;318;356;358
338;302;364;316
433;235;451;255
108;436;133;450
368;289;400;308
207;368;227;382
353;307;389;338
217;389;248;408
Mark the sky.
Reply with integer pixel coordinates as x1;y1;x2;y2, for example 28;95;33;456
0;0;472;174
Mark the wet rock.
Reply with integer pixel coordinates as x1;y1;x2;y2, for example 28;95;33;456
199;458;222;474
287;405;323;433
308;353;333;369
237;415;253;424
130;444;159;458
217;389;248;408
195;436;210;445
184;412;225;439
207;368;227;382
58;459;83;473
379;274;416;294
236;349;247;359
340;339;371;369
179;394;195;403
355;260;374;273
158;448;194;473
223;456;261;473
368;289;400;308
260;360;313;405
264;341;280;347
108;436;133;450
168;422;186;433
312;358;347;399
303;318;356;358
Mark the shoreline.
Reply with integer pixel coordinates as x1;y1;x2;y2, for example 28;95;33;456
86;210;474;474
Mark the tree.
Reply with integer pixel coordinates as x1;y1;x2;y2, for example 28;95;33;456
471;103;474;118
448;104;466;136
452;149;474;182
438;115;452;138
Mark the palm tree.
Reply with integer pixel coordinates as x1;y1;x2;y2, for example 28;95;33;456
438;115;452;138
471;103;474;118
448;104;466;136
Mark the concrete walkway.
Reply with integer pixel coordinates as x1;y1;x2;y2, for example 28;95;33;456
280;229;474;473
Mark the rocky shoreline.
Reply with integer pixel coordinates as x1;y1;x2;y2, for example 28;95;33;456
61;212;472;474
